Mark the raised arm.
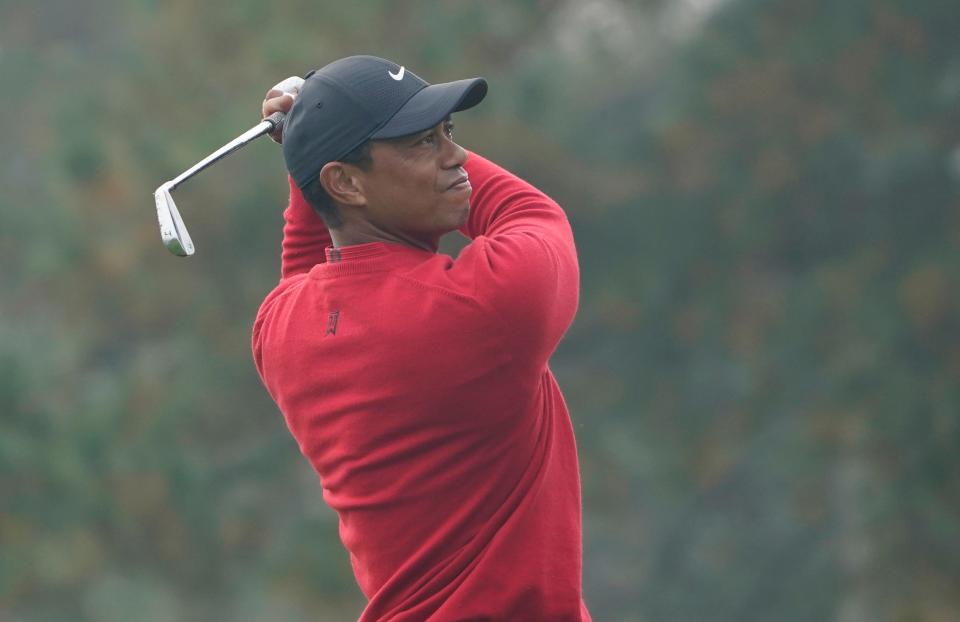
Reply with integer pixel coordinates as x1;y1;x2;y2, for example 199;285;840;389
262;77;332;279
280;176;332;278
457;152;580;364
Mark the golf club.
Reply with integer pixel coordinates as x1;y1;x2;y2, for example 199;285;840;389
154;110;285;257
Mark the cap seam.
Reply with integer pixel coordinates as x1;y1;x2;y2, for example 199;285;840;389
315;73;377;117
367;82;430;138
371;79;484;140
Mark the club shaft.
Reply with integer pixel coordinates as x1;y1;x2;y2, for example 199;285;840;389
168;117;276;190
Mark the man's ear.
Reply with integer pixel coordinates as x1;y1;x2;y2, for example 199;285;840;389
319;162;366;207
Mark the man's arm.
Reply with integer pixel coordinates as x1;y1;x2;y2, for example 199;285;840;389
456;152;580;366
262;77;331;279
279;176;332;278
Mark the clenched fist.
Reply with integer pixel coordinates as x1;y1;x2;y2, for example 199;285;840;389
261;76;304;144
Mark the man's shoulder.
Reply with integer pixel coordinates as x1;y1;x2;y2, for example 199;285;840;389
254;272;311;322
392;251;487;308
266;271;311;299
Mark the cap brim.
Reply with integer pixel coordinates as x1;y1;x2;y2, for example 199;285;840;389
370;78;487;140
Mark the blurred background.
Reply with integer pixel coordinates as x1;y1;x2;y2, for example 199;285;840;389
2;0;959;620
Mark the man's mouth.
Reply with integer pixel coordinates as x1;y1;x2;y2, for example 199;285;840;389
447;175;471;191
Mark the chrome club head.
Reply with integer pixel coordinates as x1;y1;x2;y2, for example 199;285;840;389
154;182;195;257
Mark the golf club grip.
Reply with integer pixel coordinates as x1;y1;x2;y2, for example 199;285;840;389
263;111;286;133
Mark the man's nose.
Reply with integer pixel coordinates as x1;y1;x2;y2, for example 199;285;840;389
442;137;468;169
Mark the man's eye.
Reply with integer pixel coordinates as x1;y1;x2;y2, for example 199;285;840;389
417;134;435;145
444;124;455;138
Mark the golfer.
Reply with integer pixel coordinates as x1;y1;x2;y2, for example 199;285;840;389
252;56;591;621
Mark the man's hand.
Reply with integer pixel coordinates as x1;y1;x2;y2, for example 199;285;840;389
262;76;304;144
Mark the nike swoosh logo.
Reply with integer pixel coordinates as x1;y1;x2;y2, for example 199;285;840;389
389;66;405;81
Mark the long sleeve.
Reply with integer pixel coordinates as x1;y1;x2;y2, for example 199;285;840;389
280;175;332;279
458;152;580;366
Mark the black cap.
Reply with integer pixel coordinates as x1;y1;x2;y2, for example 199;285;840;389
282;55;487;189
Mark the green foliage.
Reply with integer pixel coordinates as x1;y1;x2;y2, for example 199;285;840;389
2;0;958;620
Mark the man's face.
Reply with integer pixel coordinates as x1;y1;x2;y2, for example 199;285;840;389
352;118;471;249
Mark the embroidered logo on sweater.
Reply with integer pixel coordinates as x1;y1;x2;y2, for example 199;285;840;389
325;310;340;336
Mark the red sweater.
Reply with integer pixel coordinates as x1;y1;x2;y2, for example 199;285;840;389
252;152;591;621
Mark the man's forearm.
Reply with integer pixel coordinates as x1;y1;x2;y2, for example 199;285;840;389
460;151;574;248
280;175;332;279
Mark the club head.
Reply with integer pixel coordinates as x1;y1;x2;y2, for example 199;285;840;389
154;183;195;257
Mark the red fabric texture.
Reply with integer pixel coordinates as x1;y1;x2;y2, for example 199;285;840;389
252;152;591;621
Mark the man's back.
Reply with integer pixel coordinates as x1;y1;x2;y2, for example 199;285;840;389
253;153;590;620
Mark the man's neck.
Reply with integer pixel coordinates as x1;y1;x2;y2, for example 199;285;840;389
329;223;439;254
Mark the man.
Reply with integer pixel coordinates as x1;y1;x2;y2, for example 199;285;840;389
252;55;591;621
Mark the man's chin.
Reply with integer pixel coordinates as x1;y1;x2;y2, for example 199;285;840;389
453;200;470;227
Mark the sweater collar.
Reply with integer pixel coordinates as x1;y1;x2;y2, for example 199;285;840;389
311;242;434;278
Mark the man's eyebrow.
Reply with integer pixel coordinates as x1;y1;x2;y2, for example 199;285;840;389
427;117;453;131
399;117;455;144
